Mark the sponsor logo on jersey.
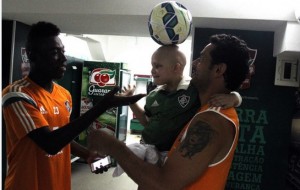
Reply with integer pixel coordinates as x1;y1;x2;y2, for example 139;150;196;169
178;94;190;108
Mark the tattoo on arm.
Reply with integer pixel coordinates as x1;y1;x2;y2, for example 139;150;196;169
178;120;215;159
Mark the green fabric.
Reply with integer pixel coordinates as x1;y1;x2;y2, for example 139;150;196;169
142;84;200;151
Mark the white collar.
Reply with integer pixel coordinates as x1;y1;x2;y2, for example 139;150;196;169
156;76;191;91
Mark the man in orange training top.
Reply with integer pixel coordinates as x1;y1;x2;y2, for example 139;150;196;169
2;21;144;190
88;33;250;190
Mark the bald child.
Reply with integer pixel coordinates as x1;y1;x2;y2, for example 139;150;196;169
123;45;241;163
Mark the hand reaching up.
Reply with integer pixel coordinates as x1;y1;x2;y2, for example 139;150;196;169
121;84;136;97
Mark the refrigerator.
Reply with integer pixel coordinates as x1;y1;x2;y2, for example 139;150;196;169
77;61;131;146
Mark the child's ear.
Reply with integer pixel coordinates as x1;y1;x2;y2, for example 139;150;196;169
174;62;183;73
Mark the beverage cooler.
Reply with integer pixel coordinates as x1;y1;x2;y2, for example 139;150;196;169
57;60;131;156
77;61;131;146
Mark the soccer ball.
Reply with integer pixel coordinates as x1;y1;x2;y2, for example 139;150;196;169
148;1;192;45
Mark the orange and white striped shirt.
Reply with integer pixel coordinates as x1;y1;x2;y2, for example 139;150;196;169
2;77;72;190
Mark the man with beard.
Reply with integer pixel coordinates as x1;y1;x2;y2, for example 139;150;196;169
88;34;250;190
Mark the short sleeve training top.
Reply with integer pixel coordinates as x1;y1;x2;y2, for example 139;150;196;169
2;77;72;190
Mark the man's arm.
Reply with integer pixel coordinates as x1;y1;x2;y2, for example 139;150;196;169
88;111;235;190
27;87;145;155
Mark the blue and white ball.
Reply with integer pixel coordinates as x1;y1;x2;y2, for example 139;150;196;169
148;1;192;45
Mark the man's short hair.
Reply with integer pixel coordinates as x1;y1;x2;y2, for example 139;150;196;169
26;21;61;61
209;34;250;90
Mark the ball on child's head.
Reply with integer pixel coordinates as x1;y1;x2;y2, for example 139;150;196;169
148;1;192;45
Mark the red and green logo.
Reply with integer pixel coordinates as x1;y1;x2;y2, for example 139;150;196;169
90;68;116;87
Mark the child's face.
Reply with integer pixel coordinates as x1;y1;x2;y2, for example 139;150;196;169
151;54;177;86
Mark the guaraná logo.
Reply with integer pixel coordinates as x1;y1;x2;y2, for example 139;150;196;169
90;68;116;87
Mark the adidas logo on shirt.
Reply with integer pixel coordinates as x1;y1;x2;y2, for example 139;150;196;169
39;106;48;114
151;100;159;107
